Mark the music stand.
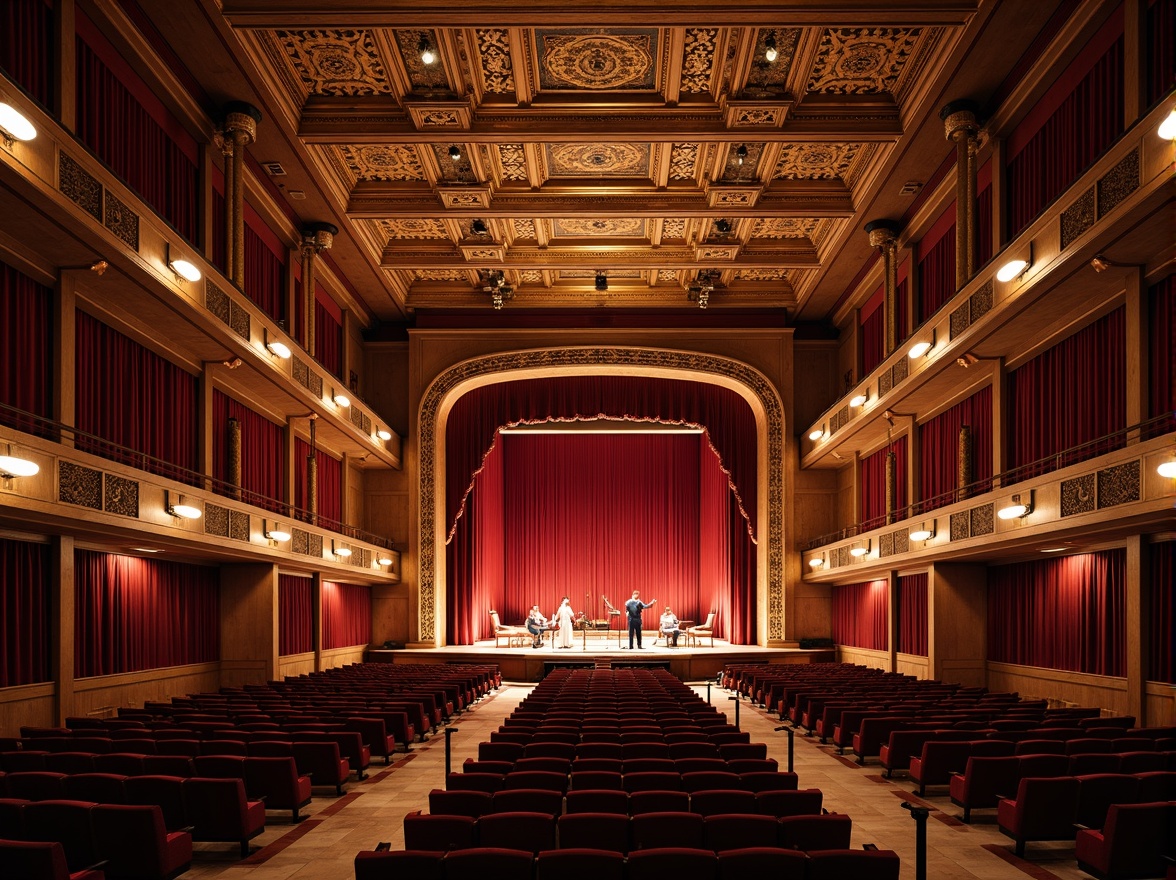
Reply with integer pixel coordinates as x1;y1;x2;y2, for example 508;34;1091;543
602;596;622;648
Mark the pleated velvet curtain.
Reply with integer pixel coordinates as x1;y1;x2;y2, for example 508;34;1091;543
0;0;53;108
322;582;371;649
1150;541;1175;684
1150;275;1175;424
294;439;342;524
279;575;313;656
859;437;907;530
0;538;51;688
212;391;285;511
832;580;889;651
917;386;993;511
896;573;928;656
0;260;52;434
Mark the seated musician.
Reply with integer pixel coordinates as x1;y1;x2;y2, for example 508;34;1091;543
659;607;681;647
526;604;548;649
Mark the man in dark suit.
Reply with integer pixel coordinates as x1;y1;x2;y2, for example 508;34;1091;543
624;590;656;649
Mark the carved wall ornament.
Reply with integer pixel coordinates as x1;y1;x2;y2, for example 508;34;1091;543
751;218;822;239
415;269;471;281
59;152;102;220
103;474;139;518
731;107;782;127
59;462;102;510
806;28;922;94
669;143;701;180
416;347;786;644
546;142;650;177
476;28;516;94
735;268;791;281
658;269;680;283
537;29;658;90
276;29;392;95
519;270;544;284
1097;148;1139;218
205;503;230;537
497;143;529;181
775;143;863;180
1060;187;1096;250
378;218;450;240
661;219;687;240
512;219;537;240
419;109;461;127
559;268;642;279
679;28;718;93
103;190;139;250
553;218;646;238
342;145;425;181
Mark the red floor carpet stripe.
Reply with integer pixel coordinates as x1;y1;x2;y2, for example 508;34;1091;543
865;774;894;785
933;810;968;830
241;818;322;865
317;790;364;817
829;753;862;769
981;844;1068;880
890;790;936;809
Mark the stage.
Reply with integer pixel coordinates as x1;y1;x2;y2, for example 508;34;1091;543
368;636;835;682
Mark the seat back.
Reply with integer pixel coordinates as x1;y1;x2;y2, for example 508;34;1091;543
535;847;625;880
777;813;853;850
1080;802;1171;878
183;777;249;839
702;813;780;851
476;811;555;853
491;788;563;817
564;789;628;815
631;811;704;849
23;799;99;871
690;789;756;817
754;788;823;818
125;774;189;831
716;846;807;880
1073;774;1139;830
62;773;127;804
807;848;901;880
403;812;476;852
92;803;189;877
6;771;67;801
626;847;718;880
0;839;72;880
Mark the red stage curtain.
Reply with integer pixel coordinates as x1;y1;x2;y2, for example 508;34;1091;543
1150;275;1175;425
1007;307;1125;477
987;550;1125;677
700;440;755;645
294;439;343;525
75;24;198;244
243;207;286;322
917;215;956;322
212;391;285;511
832;580;889;651
0;260;53;434
0;0;52;108
446;439;504;644
75;550;219;677
917;386;993;511
860;437;907;530
445;376;758;543
896;573;928;656
314;296;343;379
278;575;313;656
322;582;371;649
75;311;198;479
860;287;885;376
1147;0;1175;106
1150;541;1175;683
1006;25;1124;237
0;538;51;687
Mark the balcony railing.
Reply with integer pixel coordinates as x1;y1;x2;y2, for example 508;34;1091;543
803;413;1175;551
0;402;397;550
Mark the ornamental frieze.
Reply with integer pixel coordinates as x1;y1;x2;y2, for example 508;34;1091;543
275;29;392;96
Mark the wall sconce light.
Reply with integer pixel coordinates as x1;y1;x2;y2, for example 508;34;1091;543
332;540;352;558
419;35;437;65
849;389;869;407
0;102;36;145
595;271;608;292
264;328;291;359
997;491;1033;520
447;144;462;161
808;425;825;441
849;539;871;558
909;520;936;542
166;245;202;283
808;552;826;569
908;329;935;359
376;429;393;441
735;144;748;166
166;491;202;520
377;555;394;567
332;390;351;408
0;444;39;479
996;245;1032;283
1158;107;1176;140
264;521;291;543
764;34;778;63
1157;454;1176;478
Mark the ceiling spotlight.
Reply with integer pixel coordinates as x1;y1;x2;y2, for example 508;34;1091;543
764;34;778;63
166;491;201;520
0;445;38;478
595;272;608;292
471;218;488;236
808;426;825;441
997;492;1033;520
735;144;748;166
419;34;437;65
714;218;733;235
448;144;462;161
0;102;36;143
377;429;393;441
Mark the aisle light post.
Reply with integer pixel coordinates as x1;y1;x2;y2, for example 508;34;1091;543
728;695;740;731
901;801;930;880
774;725;795;773
444;727;458;787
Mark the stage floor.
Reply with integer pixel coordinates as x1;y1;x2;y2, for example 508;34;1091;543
369;637;835;682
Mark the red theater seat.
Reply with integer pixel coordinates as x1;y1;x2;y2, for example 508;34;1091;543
535;847;625;880
626;847;718;880
703;813;780;851
402;812;476;852
183;777;266;857
716;846;807;880
354;849;442;880
564;789;628;815
490;788;563;817
124;775;189;832
631;811;704;849
777;814;853;851
807;848;901;880
755;789;823;818
440;847;533;880
0;838;106;880
557;812;630;853
996;776;1081;857
91;804;192;880
476;811;555;853
429;788;492;818
243;756;313;822
1075;801;1172;880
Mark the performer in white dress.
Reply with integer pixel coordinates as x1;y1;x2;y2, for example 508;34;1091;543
554;596;576;648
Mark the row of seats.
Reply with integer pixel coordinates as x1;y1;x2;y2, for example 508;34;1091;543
428;786;824;818
447;769;799;795
0;799;191;878
404;809;853;854
469;755;777;776
1;756;312;822
355;845;900;880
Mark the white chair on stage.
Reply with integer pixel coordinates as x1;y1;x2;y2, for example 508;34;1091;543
687;611;716;647
488;609;531;648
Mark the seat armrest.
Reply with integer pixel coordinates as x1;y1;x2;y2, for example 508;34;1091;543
375;841;392;852
1073;823;1091;831
863;844;879;851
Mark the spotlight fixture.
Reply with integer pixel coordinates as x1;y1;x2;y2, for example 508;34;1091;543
0;102;36;144
1158;107;1176;140
909;521;936;542
1157;456;1176;478
849;539;870;558
1090;255;1115;273
735;144;748;166
333;540;352;558
377;555;394;567
997;492;1033;520
377;429;393;441
996;247;1031;283
448;144;462;161
264;521;291;543
908;330;935;359
419;34;437;65
166;245;201;282
481;270;514;309
808;553;825;569
764;34;778;63
89;260;108;275
333;390;351;408
264;329;291;359
0;445;38;478
470;218;489;236
166;491;201;520
956;352;980;368
808;425;825;442
714;218;733;235
688;270;719;310
849;389;869;407
595;271;608;292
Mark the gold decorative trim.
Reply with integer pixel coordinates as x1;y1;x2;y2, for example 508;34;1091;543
1060;187;1095;251
103;190;139;251
59;152;102;221
59;461;102;509
103;474;139;518
417;347;785;643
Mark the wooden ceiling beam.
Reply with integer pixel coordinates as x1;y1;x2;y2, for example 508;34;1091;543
403;288;797;311
379;247;821;270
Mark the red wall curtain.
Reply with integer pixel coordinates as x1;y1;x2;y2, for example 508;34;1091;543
859;436;907;529
212;390;285;511
1149;540;1175;683
0;0;52;107
860;287;885;376
917;210;956;322
0;538;51;687
977;182;993;267
445;376;758;543
832;580;889;651
278;574;313;656
700;440;754;645
294;439;342;525
917;386;993;511
212;183;226;274
322;582;371;649
1147;0;1175;106
243;206;286;322
1006;22;1124;237
74;20;198;244
896;573;928;656
314;295;343;380
1007;307;1125;476
0;260;52;433
446;439;504;644
1150;275;1175;425
75;310;198;479
987;550;1125;677
74;550;220;677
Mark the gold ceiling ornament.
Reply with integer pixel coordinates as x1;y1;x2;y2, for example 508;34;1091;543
378;218;449;240
341;144;425;181
519;270;544;283
512;219;537;240
774;142;864;180
554;218;646;238
414;269;470;282
735;268;791;281
546;142;649;177
276;29;391;96
661;219;687;240
679;28;719;93
668;143;701;180
538;31;656;90
806;27;922;94
476;28;516;93
751;218;823;239
657;269;680;283
497;143;528;181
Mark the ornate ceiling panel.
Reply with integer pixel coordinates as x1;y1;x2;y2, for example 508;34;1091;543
340;145;426;181
552;218;647;238
275;29;393;97
475;28;516;94
545;143;651;178
535;29;660;91
805;28;930;96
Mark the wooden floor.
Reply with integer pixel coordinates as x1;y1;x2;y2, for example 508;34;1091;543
178;681;1103;880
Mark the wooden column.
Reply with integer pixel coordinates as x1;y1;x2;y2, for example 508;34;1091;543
50;535;75;725
311;573;324;672
53;271;77;445
1124;267;1147;442
1125;535;1150;725
927;562;988;688
941;101;980;289
219;564;279;687
219;103;261;288
865;220;901;357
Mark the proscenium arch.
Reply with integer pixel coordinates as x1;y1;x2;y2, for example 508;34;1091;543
417;346;786;646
